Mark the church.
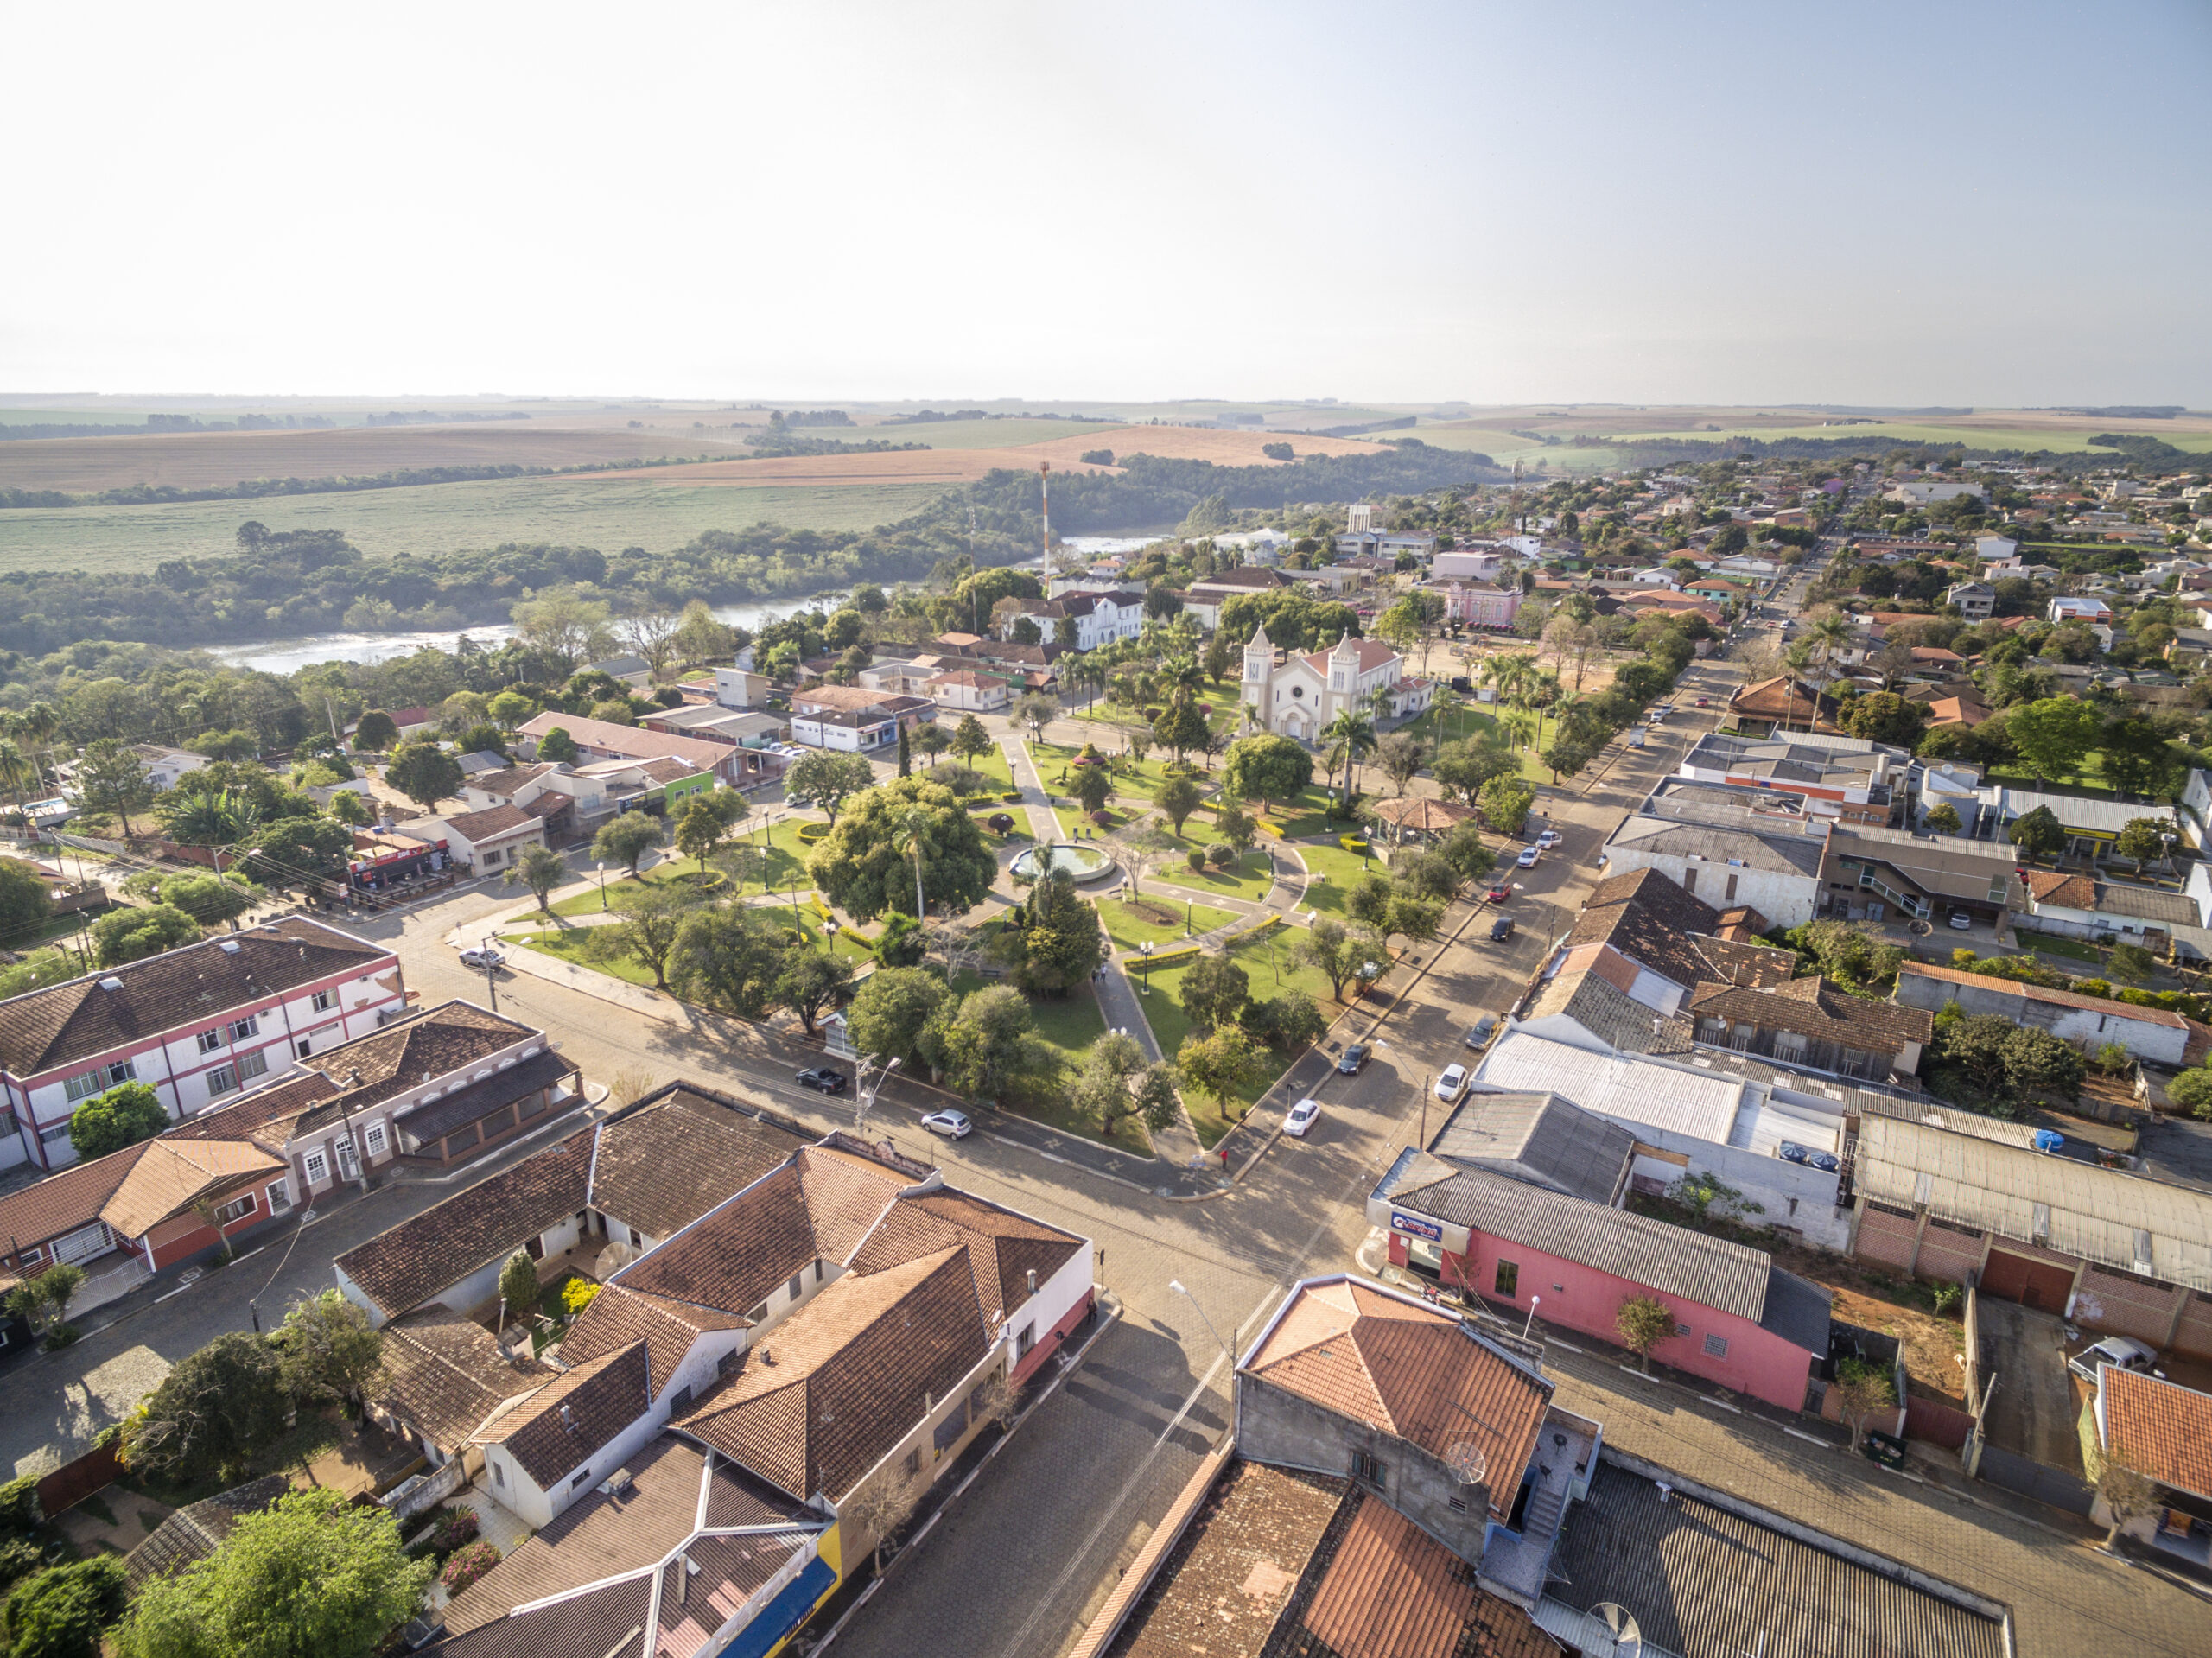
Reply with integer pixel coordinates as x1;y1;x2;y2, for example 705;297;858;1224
1239;625;1433;742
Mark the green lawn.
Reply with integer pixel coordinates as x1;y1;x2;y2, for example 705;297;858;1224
1140;847;1276;903
1298;840;1386;915
510;905;873;984
556;817;828;913
930;742;1014;790
943;970;1145;1152
1098;895;1238;953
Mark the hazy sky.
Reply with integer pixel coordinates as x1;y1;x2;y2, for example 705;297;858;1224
5;1;2207;407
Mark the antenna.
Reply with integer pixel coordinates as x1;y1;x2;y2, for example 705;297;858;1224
1444;1441;1488;1485
1040;462;1052;585
1590;1604;1642;1656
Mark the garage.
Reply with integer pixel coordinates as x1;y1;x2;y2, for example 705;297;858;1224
1982;1248;2075;1312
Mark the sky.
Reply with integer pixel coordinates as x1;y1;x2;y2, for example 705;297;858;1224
3;0;2208;408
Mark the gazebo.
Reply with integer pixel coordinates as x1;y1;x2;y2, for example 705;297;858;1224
1364;795;1478;844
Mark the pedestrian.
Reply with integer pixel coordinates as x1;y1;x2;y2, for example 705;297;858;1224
1219;1145;1229;1171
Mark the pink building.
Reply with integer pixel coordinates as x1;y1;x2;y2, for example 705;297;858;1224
1370;1149;1830;1412
1427;581;1522;630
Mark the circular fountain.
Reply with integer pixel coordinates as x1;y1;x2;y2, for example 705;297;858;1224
1010;842;1116;884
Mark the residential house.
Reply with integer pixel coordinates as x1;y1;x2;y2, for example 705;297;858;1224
2050;594;2114;626
1925;694;1992;730
516;714;750;788
130;746;209;791
368;1308;554;1471
0;918;404;1172
1370;1153;1832;1410
124;1477;289;1593
2165;627;2212;664
428;805;546;873
639;702;790;747
853;659;938;696
1334;528;1438;562
1885;480;1988;505
1892;962;2202;1069
2090;1367;2212;1566
709;666;773;709
1240;628;1428;743
1974;534;2020;561
1946;581;1997;619
2015;868;2196;947
1179;566;1291;632
1617;590;1725;628
1725;676;1842;737
925;670;1010;713
586;656;653;689
789;685;935;739
1686;977;1931;1083
1598;800;1829;928
1422;1089;1636;1205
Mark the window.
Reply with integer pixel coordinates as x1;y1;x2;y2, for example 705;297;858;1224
492;1460;505;1488
717;1349;738;1377
903;1448;921;1478
312;990;335;1013
63;1061;136;1102
213;1193;255;1226
571;1469;591;1490
229;1016;259;1042
206;1065;238;1097
296;1040;312;1060
668;1385;692;1411
363;1123;388;1157
1681;867;1696;894
932;1402;969;1452
1015;1323;1036;1359
1494;1260;1519;1297
787;1274;803;1302
266;1180;290;1214
236;1049;268;1083
197;1029;226;1055
1702;1333;1729;1359
1351;1450;1388;1490
1771;1032;1808;1063
969;1380;992;1419
302;1149;329;1185
1724;873;1738;902
814;1261;823;1284
38;1121;72;1148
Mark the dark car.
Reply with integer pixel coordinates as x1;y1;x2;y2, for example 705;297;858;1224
1489;915;1515;943
794;1068;849;1094
1336;1045;1370;1076
1465;1014;1498;1050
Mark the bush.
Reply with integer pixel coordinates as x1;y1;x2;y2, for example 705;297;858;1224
441;1541;501;1594
1186;848;1206;872
1205;843;1234;867
0;1477;42;1540
1001;791;1024;804
562;1280;601;1318
429;1508;479;1556
2168;1066;2212;1120
796;822;831;843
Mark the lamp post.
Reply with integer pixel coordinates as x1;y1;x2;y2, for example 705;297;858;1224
1140;939;1153;996
854;1054;902;1134
596;861;608;911
1167;1279;1234;1366
1523;1293;1541;1340
824;918;841;956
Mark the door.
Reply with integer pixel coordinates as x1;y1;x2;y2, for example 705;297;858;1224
1984;1249;2074;1310
335;1136;359;1181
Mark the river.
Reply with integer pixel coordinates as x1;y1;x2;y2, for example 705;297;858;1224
207;535;1163;674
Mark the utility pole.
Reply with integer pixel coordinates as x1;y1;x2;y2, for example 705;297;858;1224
1039;462;1052;588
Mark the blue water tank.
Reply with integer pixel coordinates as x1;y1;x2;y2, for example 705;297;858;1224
2032;1128;2065;1154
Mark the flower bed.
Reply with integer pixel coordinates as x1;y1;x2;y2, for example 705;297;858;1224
796;822;832;843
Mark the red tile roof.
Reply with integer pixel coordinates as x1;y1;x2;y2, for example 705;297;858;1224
1301;1491;1557;1658
476;1340;651;1488
2101;1366;2212;1502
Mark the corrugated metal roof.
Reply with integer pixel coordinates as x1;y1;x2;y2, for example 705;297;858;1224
1428;1091;1636;1205
1478;1033;1748;1147
1856;1115;2212;1289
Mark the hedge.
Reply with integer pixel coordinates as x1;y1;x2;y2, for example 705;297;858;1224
796;822;832;843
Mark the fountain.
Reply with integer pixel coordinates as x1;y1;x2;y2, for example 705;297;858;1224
1010;842;1116;884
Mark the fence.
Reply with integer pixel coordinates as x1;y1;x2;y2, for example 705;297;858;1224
35;1441;121;1517
1904;1394;1974;1451
381;1455;465;1524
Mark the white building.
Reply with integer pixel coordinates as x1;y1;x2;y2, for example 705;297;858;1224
1974;534;2020;561
2048;594;2113;625
1002;590;1144;651
130;746;210;791
1239;628;1428;743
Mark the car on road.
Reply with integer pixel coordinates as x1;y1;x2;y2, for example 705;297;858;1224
1336;1045;1370;1076
1434;1064;1468;1102
1536;829;1562;849
1948;910;1974;930
1283;1097;1322;1138
1489;915;1515;943
1694;697;1711;708
1465;1014;1498;1049
793;1067;849;1094
457;946;505;970
1516;846;1541;868
1628;732;1646;748
1485;882;1512;904
920;1109;972;1140
2068;1335;2159;1384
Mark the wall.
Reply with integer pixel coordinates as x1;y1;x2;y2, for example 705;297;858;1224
1611;1121;1849;1251
1893;972;2189;1065
1236;1372;1494;1566
1599;849;1819;929
1393;1233;1817;1413
1007;1246;1096;1385
834;1337;1013;1575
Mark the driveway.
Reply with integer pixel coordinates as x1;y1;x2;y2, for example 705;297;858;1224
1976;1296;2085;1474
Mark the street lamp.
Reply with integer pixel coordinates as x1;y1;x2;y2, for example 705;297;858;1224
1139;939;1153;996
854;1055;902;1134
1167;1279;1235;1366
595;861;608;911
1523;1293;1541;1340
823;918;841;956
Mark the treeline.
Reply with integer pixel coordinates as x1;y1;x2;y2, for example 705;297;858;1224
740;434;930;458
0;413;340;441
0;450;736;510
1590;431;2209;478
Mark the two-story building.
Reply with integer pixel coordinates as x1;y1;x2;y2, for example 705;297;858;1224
0;919;405;1172
1240;628;1427;742
1001;589;1145;651
1426;579;1522;630
515;714;750;788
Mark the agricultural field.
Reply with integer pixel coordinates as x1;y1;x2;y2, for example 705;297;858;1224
836;416;1120;448
1608;419;2212;454
0;475;952;575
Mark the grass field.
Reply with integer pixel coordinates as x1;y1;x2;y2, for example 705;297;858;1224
1394;422;1619;472
0;475;952;575
842;417;1120;448
1097;895;1238;953
1135;933;1343;1147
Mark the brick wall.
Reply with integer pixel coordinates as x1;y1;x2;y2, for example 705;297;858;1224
2172;1291;2212;1361
2072;1268;2183;1346
1854;1205;1918;1272
1916;1223;1985;1286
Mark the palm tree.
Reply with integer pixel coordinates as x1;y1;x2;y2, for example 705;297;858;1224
1322;709;1376;809
0;740;34;813
1524;666;1561;751
892;806;934;920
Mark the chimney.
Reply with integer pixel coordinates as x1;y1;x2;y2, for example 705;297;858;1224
1026;1268;1037;1295
561;1405;575;1431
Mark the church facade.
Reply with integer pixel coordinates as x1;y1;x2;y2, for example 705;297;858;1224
1239;626;1433;742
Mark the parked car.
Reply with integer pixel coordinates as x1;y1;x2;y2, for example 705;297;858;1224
1536;829;1563;849
2068;1336;2159;1384
920;1109;971;1140
1283;1098;1322;1138
1486;882;1512;904
1516;846;1541;868
1465;1014;1498;1049
1336;1045;1370;1076
1489;915;1515;943
457;946;505;970
794;1068;849;1094
1948;910;1974;930
1435;1064;1468;1102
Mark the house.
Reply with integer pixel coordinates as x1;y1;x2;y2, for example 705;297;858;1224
586;655;653;689
334;1082;815;1328
1850;1111;2212;1358
427;805;546;873
1335;528;1439;562
124;1476;289;1592
924;670;1010;713
788;686;934;749
639;702;789;746
1557;867;1795;1012
516;714;749;787
130;746;209;791
1975;785;2171;860
709;666;773;709
1432;547;1507;581
2049;594;2113;626
1370;1152;1832;1410
852;659;936;696
1725;676;1843;738
1179;566;1291;632
1472;1032;1854;1248
368;1308;554;1471
1892;962;2199;1069
1617;590;1725;628
1885;480;1988;505
1974;534;2019;561
2091;1367;2212;1566
1687;977;1930;1083
2165;627;2212;663
1598;801;1828;928
1676;732;1901;827
1002;589;1145;651
1240;628;1427;742
0;918;404;1172
1925;694;1992;729
1945;581;1997;619
1424;579;1522;630
2015;868;2196;946
1424;1089;1636;1205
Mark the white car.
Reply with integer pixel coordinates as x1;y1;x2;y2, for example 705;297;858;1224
457;946;505;970
920;1109;972;1140
2068;1335;2158;1383
1536;829;1563;850
1434;1065;1468;1102
1516;846;1541;868
1282;1098;1321;1139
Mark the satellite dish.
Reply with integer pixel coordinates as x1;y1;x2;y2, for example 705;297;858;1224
595;1239;638;1276
1444;1441;1487;1485
1591;1604;1642;1657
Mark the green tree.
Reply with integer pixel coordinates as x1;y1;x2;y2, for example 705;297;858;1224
498;1250;539;1323
4;1262;85;1345
503;843;568;913
111;1488;431;1658
1840;690;1928;748
1923;802;1962;835
845;967;949;1064
785;750;879;825
141;873;257;925
74;739;156;835
1294;917;1387;1002
1174;1028;1262;1116
4;1557;127;1658
1070;761;1116;816
809;777;998;923
912;722;951;761
327;791;372;827
1435;823;1497;885
1221;734;1313;811
950;715;994;766
1830;1357;1897;1452
1152;696;1211;765
919;986;1053;1102
67;1081;167;1162
669;904;785;1016
591;811;664;880
2166;1066;2212;1120
1538;734;1599;785
270;1291;382;1407
897;723;912;778
1014;694;1062;744
122;1331;290;1485
1320;709;1376;807
2006;804;2066;863
241;816;354;885
1477;775;1535;835
1202;633;1235;687
1370;732;1427;797
352;710;399;752
486;690;537;730
994;872;1106;995
2114;817;2171;870
537;726;580;764
0;860;50;936
2004;1024;2084;1096
2101;717;2177;799
2005;697;2099;788
2108;942;2158;986
603;882;706;989
383;744;462;811
1152;775;1203;836
90;903;200;968
1615;1294;1673;1373
1063;1032;1144;1133
1241;989;1328;1052
776;943;854;1036
1179;953;1250;1032
1431;734;1518;806
674;794;738;873
156;783;260;848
